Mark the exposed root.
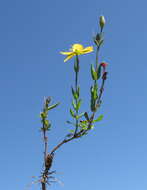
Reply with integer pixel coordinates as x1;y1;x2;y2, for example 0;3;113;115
41;153;55;189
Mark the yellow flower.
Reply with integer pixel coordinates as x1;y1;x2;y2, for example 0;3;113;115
60;44;93;62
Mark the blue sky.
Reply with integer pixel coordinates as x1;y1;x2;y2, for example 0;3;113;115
0;0;147;190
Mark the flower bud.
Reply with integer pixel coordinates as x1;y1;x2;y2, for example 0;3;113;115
100;62;108;77
100;62;108;69
102;72;108;80
99;16;105;30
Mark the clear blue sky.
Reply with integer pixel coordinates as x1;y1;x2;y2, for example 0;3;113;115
0;0;147;190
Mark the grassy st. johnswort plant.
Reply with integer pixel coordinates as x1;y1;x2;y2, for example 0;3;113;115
36;15;109;190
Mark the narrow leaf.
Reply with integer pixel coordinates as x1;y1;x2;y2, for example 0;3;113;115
90;86;96;112
40;112;46;119
66;120;72;124
69;130;75;133
48;102;60;111
80;120;88;124
44;120;49;127
84;112;90;121
66;120;76;126
70;109;75;118
71;87;75;97
93;115;104;122
71;87;78;99
72;100;77;110
66;133;73;137
93;83;98;100
76;99;82;111
77;86;80;97
91;64;97;80
79;123;88;130
77;112;85;119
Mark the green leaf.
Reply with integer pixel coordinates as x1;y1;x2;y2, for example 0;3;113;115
94;33;104;46
71;87;75;96
90;105;95;112
44;120;49;127
90;125;94;129
40;112;46;119
90;86;96;112
76;99;82;111
93;83;98;100
77;86;80;97
80;123;87;130
72;100;77;110
48;102;60;111
91;64;97;80
90;84;98;112
84;112;89;121
80;120;88;124
66;120;77;127
69;130;75;134
77;112;85;119
66;120;72;124
81;131;88;136
99;39;104;46
44;120;51;130
93;115;104;122
46;124;51;131
71;87;78;100
70;109;75;118
90;85;94;95
66;133;73;137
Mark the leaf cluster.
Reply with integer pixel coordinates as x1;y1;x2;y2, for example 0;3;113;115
93;32;104;47
40;97;60;131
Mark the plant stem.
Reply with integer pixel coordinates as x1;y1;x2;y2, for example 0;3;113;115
41;124;48;190
41;99;49;190
50;127;84;155
95;45;100;72
74;55;79;136
97;77;106;106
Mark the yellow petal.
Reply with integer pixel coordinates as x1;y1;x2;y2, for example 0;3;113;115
60;51;73;55
64;53;75;62
81;46;93;54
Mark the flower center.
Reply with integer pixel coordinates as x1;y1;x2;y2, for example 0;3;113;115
71;44;84;53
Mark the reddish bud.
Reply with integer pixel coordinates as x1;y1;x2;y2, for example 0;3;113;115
100;62;108;69
102;72;108;80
